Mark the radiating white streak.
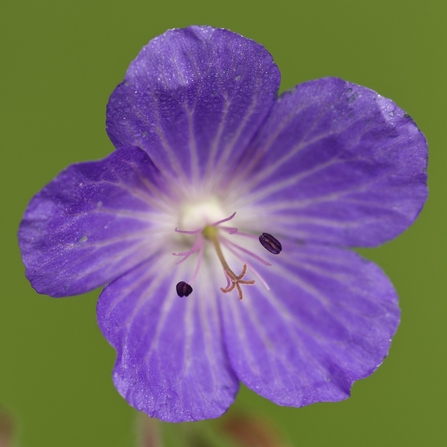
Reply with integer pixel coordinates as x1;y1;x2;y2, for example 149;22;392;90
141;282;185;364
124;91;184;185
243;294;319;391
236;155;348;206
238;155;390;206
44;207;152;235
124;280;180;368
150;89;189;182
186;108;200;186
269;264;380;346
235;103;331;191
264;215;372;229
205;98;231;175
279;254;355;285
280;251;395;307
179;285;197;377
252;287;363;383
100;175;164;211
207;70;262;191
60;228;157;251
159;44;206;188
61;239;158;282
131;163;179;213
285;247;360;267
238;105;375;196
41;236;156;280
224;295;261;377
195;277;223;396
81;207;171;224
227;103;308;190
256;197;397;215
104;254;169;319
223;239;271;266
203;262;235;394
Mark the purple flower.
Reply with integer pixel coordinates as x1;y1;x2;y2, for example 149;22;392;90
18;26;428;422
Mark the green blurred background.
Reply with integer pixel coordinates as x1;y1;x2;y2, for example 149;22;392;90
1;0;445;445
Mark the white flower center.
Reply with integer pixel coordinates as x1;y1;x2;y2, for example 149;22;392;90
179;197;227;231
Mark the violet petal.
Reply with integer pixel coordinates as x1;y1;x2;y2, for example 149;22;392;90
19;147;166;296
106;26;280;184
97;258;239;422
236;77;428;247
220;242;400;406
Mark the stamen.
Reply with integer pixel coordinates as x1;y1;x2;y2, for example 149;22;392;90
175;227;202;235
259;233;282;255
188;244;204;284
203;225;255;300
210;211;237;227
220;226;239;234
222;239;272;266
176;281;193;297
220;264;255;300
224;230;259;239
173;234;203;264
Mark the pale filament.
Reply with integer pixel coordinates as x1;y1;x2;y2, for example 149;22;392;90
222;238;272;266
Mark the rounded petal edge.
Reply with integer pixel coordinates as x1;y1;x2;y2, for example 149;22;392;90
106;26;281;185
237;77;428;248
18;146;166;297
97;258;239;422
220;242;400;407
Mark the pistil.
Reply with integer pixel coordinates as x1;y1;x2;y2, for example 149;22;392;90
203;225;254;300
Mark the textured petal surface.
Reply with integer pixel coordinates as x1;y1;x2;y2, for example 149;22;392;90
19;147;169;296
220;242;399;406
97;257;239;422
106;26;280;185
234;77;428;247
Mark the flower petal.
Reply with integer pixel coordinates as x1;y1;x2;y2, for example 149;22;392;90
97;257;239;422
235;77;428;247
19;146;170;296
106;26;280;185
220;242;399;406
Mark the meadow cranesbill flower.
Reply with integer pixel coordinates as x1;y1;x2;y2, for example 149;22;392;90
19;26;428;422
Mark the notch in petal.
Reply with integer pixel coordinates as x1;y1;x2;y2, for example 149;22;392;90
107;26;280;185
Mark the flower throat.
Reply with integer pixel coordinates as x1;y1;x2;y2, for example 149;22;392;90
173;212;282;300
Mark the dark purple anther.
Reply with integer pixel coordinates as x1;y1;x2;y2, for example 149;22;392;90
176;281;193;297
259;233;282;255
